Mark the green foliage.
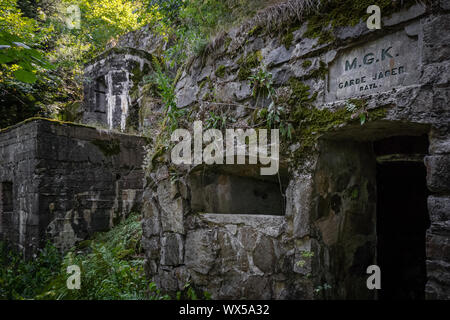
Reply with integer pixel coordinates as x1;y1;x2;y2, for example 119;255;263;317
296;250;314;268
148;56;186;133
250;67;293;140
76;0;159;53
249;67;274;99
215;65;226;78
38;212;168;300
0;0;62;128
0;31;54;83
0;241;62;299
302;60;312;68
315;283;332;294
205;110;227;129
176;282;211;300
0;0;161;129
0;213;170;300
248;25;263;37
237;50;261;81
346;98;369;125
281;29;294;49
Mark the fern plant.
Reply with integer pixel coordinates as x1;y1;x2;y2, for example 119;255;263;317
249;67;293;139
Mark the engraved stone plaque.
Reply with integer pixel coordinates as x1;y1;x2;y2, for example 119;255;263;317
326;30;420;102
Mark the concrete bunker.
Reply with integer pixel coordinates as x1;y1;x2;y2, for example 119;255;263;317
0;118;146;256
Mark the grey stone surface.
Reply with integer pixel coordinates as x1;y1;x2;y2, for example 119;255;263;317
327;30;421;102
0;119;146;256
423;14;450;64
428;196;450;236
160;233;184;266
442;0;450;10
335;21;368;41
176;85;198;108
383;3;427;27
96;2;450;300
185;229;218;274
425;155;450;192
263;45;293;67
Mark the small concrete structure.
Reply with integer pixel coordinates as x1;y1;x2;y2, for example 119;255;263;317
0;118;146;256
82;47;153;132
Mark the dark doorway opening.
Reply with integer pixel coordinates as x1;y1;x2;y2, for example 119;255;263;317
94;76;107;113
375;135;430;300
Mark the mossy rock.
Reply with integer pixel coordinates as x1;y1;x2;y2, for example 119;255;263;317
237;50;262;81
302;60;313;68
248;25;264;37
286;78;387;163
303;0;418;45
215;65;227;78
306;61;328;80
281;30;294;49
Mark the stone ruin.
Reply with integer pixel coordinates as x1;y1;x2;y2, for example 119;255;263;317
1;0;449;299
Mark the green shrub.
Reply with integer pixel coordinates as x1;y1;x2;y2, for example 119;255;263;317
38;212;165;300
0;241;62;299
0;213;168;300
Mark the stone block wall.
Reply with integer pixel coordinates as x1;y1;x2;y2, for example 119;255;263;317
139;1;450;299
0;119;146;255
0;121;41;254
142;164;312;299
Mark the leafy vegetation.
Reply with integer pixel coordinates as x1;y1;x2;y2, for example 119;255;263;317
0;212;212;300
0;241;62;299
38;212;158;300
0;213;153;300
0;0;158;128
250;67;293;139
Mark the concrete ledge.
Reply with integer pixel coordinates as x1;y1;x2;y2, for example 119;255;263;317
199;213;285;238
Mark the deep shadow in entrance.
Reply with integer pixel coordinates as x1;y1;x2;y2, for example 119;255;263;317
376;135;430;300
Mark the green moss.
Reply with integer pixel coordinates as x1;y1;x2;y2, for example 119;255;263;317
351;187;359;200
0;117;97;134
348;98;367;109
288;78;318;107
303;0;418;45
198;78;207;90
286;79;387;161
281;30;294;49
173;67;183;85
237;50;262;81
215;65;227;78
367;106;387;119
91;139;121;156
306;61;328;80
224;36;232;49
302;60;312;68
248;25;264;37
